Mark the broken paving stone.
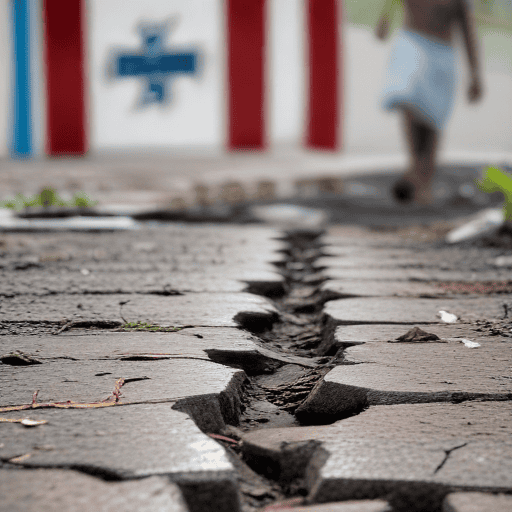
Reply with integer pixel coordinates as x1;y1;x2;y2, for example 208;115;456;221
0;358;245;433
390;326;444;343
296;339;512;420
242;402;512;509
325;296;507;324
0;470;188;512
0;405;239;512
443;492;512;512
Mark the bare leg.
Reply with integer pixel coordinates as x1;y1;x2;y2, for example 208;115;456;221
394;110;438;205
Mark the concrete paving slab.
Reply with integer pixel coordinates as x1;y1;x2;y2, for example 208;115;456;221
443;492;512;512
325;297;507;324
269;500;391;512
0;292;275;326
317;256;422;269
324;280;447;298
0;328;258;360
326;267;510;282
0;405;239;512
334;324;500;345
0;470;188;512
296;340;511;418
1;327;320;368
0;358;243;414
0;268;281;295
0;224;285;271
242;402;512;510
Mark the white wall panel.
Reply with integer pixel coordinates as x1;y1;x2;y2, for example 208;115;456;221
89;0;224;150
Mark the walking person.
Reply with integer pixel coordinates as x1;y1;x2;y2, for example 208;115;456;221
376;0;484;204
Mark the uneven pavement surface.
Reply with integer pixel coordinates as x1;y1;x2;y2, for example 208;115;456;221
1;222;511;512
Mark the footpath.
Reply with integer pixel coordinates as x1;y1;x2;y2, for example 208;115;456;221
0;217;511;512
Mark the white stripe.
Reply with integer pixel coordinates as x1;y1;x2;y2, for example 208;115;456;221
269;0;306;146
0;0;9;157
30;0;45;156
89;0;224;151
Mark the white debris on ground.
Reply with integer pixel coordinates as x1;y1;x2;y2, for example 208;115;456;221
438;310;458;323
445;208;504;244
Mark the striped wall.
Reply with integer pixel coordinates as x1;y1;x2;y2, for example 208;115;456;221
3;0;341;157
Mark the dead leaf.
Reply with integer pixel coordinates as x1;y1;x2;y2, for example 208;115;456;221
208;433;238;445
9;453;32;463
0;378;126;413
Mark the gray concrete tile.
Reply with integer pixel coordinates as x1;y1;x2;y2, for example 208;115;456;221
242;402;512;505
324;279;447;298
296;340;511;417
0;359;243;412
272;500;391;512
326;297;507;324
0;470;188;512
334;324;499;345
0;328;317;371
326;267;508;282
443;492;512;512
0;292;274;326
0;328;258;361
0;268;281;295
317;255;420;269
0;405;239;512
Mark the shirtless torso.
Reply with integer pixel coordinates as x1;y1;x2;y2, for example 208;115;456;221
403;0;461;42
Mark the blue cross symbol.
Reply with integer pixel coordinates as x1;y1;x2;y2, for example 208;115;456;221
113;22;198;106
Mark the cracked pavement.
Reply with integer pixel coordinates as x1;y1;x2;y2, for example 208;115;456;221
1;222;511;512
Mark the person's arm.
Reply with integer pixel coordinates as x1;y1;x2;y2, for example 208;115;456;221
375;0;400;40
459;0;483;102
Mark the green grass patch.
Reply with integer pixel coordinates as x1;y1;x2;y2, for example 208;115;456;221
477;166;512;220
0;188;98;211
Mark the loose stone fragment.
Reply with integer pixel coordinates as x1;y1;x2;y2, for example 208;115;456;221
390;326;444;343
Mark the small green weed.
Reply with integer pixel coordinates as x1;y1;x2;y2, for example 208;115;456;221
121;321;182;332
477;166;512;220
0;188;98;211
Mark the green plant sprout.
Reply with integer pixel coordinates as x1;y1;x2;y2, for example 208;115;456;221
477;166;512;220
121;321;182;332
0;188;98;211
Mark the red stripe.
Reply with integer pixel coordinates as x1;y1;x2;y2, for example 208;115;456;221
227;0;266;150
307;0;340;150
43;0;87;156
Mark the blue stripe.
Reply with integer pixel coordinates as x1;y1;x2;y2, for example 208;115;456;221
11;0;32;158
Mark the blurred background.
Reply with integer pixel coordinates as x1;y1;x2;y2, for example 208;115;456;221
0;0;510;210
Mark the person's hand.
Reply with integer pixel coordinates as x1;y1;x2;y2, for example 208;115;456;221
468;73;483;103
